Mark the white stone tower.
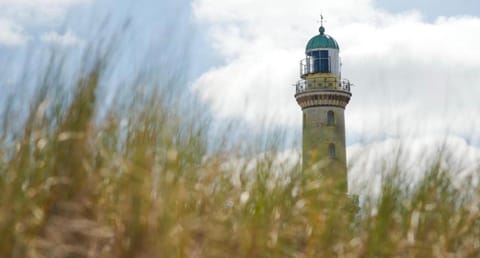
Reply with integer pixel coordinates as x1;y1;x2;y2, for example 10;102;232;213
294;21;352;191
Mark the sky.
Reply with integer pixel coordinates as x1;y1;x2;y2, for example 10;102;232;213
191;0;480;139
1;0;479;176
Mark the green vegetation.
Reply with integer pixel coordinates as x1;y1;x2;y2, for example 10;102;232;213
0;52;479;258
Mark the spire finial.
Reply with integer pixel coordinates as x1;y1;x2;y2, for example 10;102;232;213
319;14;326;35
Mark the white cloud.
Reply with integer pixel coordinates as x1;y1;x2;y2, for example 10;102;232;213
0;0;91;46
348;135;480;195
0;0;91;20
41;30;85;47
191;0;480;144
0;19;28;46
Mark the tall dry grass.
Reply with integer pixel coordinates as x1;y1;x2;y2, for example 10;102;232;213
0;49;479;258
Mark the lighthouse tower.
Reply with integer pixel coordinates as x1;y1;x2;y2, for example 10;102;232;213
295;22;352;191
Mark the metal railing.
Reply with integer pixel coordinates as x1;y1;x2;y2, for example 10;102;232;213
295;78;352;94
300;57;331;77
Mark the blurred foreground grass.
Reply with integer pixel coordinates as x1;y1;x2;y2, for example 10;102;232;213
0;52;480;258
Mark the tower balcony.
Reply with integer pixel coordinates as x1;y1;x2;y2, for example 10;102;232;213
295;78;352;95
300;57;332;78
294;78;352;109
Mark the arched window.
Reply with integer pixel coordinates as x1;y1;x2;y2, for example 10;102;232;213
329;143;336;158
303;113;306;129
327;111;335;125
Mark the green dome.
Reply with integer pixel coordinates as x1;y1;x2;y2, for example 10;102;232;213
306;26;339;51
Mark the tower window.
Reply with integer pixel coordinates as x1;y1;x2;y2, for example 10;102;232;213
327;111;335;125
319;50;330;73
310;50;330;73
303;113;306;129
329;143;336;158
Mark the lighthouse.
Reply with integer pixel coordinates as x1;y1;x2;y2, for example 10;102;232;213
294;20;352;191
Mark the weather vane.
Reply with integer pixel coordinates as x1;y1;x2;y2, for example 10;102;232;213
317;13;326;27
317;13;326;34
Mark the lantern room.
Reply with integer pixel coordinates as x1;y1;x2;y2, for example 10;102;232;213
300;25;341;80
